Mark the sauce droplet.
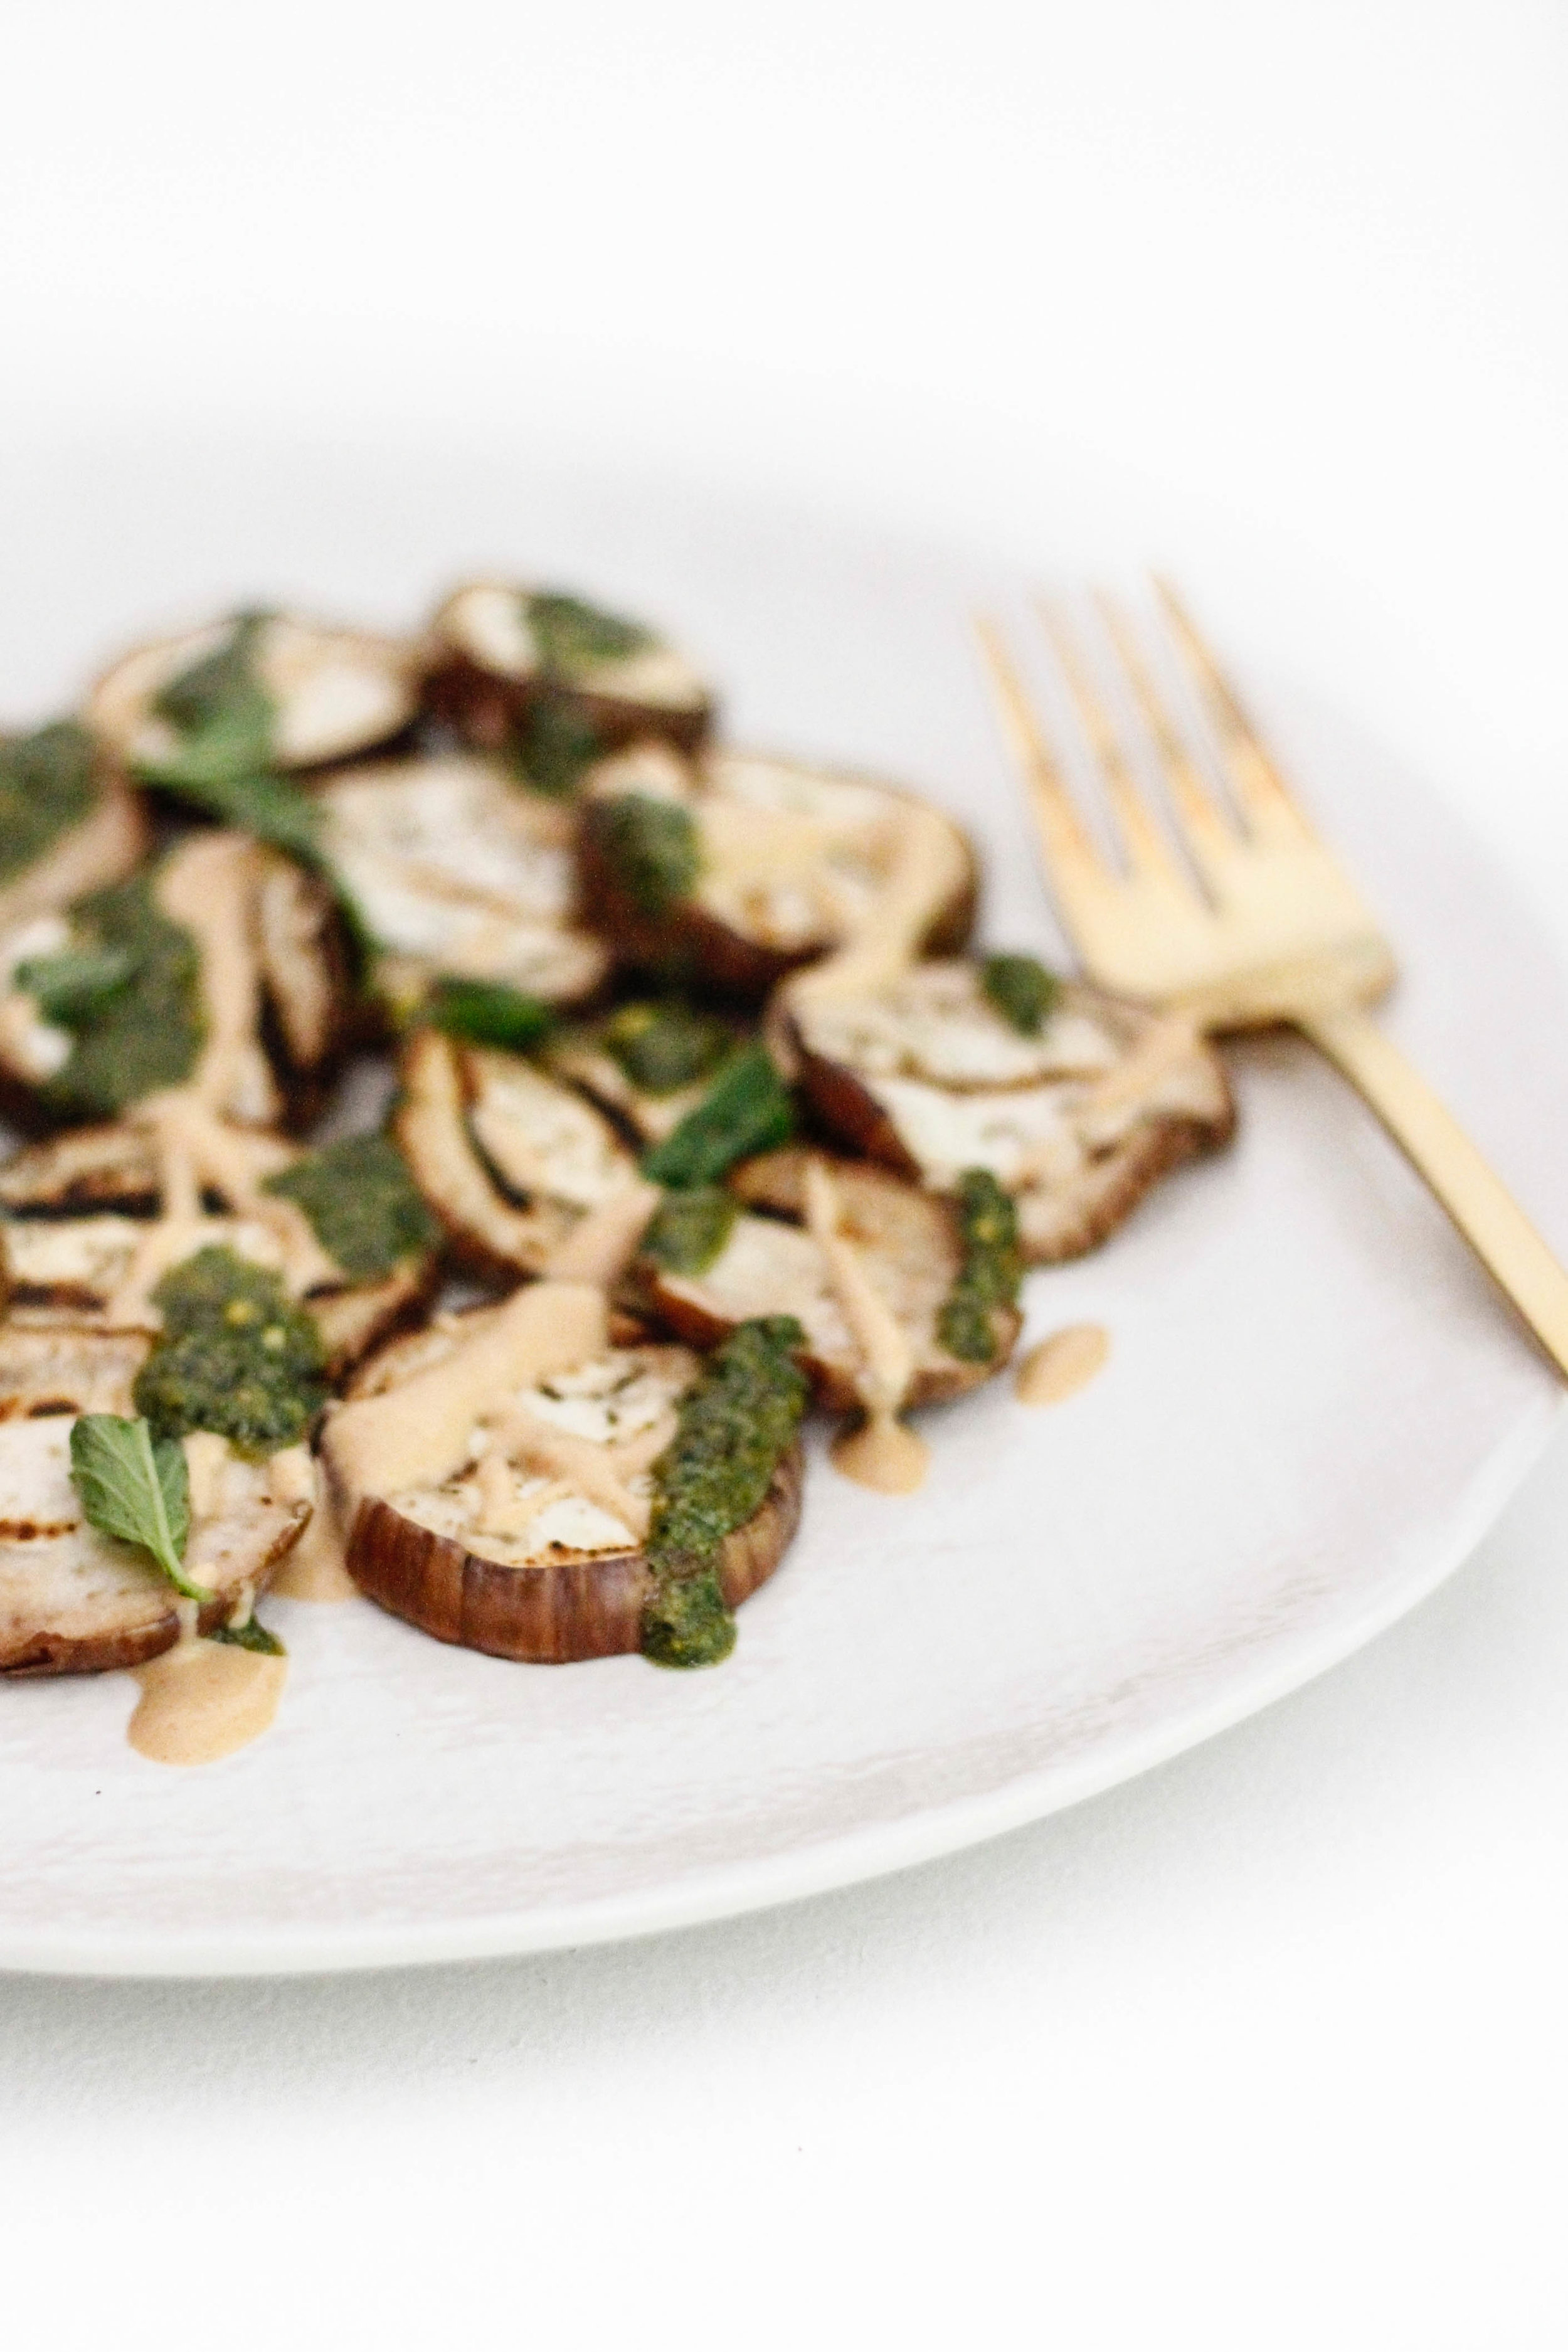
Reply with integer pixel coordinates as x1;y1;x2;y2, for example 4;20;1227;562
830;1410;930;1494
128;1638;287;1767
1015;1323;1110;1407
270;1508;359;1602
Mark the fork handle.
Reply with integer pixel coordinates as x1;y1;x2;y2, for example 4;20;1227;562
1300;1005;1568;1379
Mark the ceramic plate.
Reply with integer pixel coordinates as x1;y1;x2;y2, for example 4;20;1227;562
1;440;1563;1976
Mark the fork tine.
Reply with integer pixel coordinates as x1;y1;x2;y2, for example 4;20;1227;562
1035;596;1192;889
973;617;1110;911
1094;590;1238;881
1152;576;1315;840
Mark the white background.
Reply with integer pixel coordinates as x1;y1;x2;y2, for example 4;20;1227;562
3;3;1567;2345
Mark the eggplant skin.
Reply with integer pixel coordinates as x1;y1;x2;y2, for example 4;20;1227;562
574;810;980;1004
346;1441;804;1665
423;652;714;768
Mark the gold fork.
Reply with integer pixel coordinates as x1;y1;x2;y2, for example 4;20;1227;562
976;580;1568;1377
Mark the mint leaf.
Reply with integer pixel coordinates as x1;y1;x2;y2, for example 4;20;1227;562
211;1613;285;1655
68;1413;208;1601
423;976;555;1052
642;1046;795;1190
14;946;137;1023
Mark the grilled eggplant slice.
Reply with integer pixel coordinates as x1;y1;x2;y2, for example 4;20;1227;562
326;1285;800;1663
314;752;610;1017
787;960;1235;1262
395;1027;642;1283
426;582;714;790
0;721;148;935
0;1120;440;1378
575;745;978;1000
0;834;350;1132
88;610;419;776
0;1328;310;1675
638;1149;1021;1413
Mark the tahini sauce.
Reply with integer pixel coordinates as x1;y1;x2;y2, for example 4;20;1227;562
1015;1323;1110;1407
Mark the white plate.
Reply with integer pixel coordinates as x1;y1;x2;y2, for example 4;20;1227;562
1;441;1564;1977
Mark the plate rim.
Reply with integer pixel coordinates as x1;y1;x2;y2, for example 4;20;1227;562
4;1391;1557;1979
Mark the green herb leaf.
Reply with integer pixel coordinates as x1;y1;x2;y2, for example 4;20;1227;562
0;721;99;887
263;1131;437;1284
640;1185;738;1275
600;999;730;1096
152;612;273;765
938;1168;1022;1363
524;591;653;677
14;946;137;1024
980;953;1059;1037
588;793;701;916
642;1045;795;1190
511;697;603;798
423;976;555;1052
68;1413;208;1601
211;1613;285;1656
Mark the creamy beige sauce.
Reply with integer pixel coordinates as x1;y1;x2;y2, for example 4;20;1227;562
830;1411;930;1494
802;1157;927;1495
128;1636;287;1766
270;1504;359;1601
543;1178;663;1286
99;835;341;1327
1015;1323;1111;1407
785;805;970;1014
322;1279;608;1507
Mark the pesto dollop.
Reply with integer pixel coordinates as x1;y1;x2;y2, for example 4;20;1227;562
38;872;204;1120
0;721;99;887
589;793;701;915
981;953;1059;1037
641;1315;807;1668
511;698;604;798
524;591;653;677
937;1168;1023;1364
601;999;730;1097
263;1132;437;1285
140;612;329;870
133;1247;326;1456
640;1185;738;1276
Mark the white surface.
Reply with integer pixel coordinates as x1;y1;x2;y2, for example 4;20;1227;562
2;1;1567;2345
4;460;1567;1979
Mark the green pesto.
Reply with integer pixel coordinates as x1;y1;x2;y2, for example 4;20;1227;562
140;612;327;867
640;1185;738;1276
211;1613;286;1655
133;1248;327;1458
0;721;99;887
981;952;1059;1037
641;1045;795;1190
601;999;730;1096
511;697;603;798
14;946;136;1023
589;793;701;916
263;1132;437;1285
937;1168;1023;1364
38;873;205;1120
151;611;273;777
640;1316;807;1669
524;591;653;677
424;975;555;1052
